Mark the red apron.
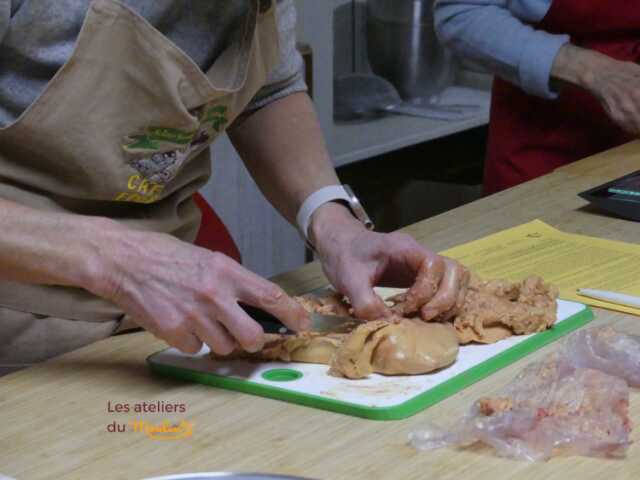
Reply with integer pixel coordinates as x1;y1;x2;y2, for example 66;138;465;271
484;0;640;194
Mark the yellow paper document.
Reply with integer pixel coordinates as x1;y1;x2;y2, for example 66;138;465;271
441;220;640;316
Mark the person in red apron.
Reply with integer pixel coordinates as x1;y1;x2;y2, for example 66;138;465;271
0;0;466;374
435;0;640;194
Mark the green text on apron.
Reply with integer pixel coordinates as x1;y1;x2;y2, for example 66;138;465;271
0;0;281;371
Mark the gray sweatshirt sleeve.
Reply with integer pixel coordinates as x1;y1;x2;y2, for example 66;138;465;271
434;0;569;99
244;0;307;112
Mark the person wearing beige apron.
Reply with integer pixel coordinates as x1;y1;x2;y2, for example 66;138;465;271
0;0;467;376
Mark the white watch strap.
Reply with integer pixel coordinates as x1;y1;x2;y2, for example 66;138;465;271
296;185;351;243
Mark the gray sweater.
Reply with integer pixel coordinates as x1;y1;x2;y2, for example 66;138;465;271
0;0;306;127
434;0;569;99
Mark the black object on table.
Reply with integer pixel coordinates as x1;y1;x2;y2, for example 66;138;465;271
579;170;640;221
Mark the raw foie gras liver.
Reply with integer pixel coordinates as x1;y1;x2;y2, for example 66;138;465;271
295;293;352;317
212;269;557;379
329;319;459;379
238;331;346;365
211;319;459;379
453;275;558;344
297;274;558;345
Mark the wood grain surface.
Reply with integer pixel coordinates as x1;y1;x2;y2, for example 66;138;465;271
1;142;639;480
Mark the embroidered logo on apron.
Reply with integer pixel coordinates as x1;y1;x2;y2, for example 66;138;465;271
117;104;229;203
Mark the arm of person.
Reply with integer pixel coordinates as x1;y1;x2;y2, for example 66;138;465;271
434;0;569;98
233;44;470;324
0;199;107;289
228;92;467;321
435;1;640;135
551;44;640;136
0;198;311;355
227;1;467;321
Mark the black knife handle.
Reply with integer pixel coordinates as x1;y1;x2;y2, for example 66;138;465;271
238;302;292;334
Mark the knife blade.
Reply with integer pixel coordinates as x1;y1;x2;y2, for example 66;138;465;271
239;302;354;335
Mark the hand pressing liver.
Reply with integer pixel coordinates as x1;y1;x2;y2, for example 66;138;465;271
297;274;558;346
309;202;466;322
91;225;311;355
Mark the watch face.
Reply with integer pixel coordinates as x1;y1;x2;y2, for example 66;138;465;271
343;185;374;230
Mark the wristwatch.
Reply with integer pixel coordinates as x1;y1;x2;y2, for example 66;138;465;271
296;184;374;250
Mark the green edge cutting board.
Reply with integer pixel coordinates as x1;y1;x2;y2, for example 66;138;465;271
148;299;593;421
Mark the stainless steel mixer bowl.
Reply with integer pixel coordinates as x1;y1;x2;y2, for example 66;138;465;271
366;0;455;100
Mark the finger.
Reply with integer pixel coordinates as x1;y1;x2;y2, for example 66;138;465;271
391;234;441;288
214;301;266;352
338;266;391;320
163;325;203;355
395;252;445;315
631;108;640;135
193;317;237;356
145;310;204;354
632;89;640;134
348;285;390;320
234;270;312;332
414;253;445;302
610;92;639;134
433;265;470;322
619;99;638;134
421;258;465;321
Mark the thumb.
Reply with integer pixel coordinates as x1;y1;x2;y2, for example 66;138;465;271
340;269;391;321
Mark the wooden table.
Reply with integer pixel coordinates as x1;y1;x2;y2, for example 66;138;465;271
1;142;639;480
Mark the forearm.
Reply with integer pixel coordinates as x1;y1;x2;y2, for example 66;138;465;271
550;43;609;91
551;43;640;136
0;198;115;292
0;198;311;352
228;92;339;225
435;0;569;98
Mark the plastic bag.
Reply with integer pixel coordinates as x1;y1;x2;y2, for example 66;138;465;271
410;327;636;461
564;326;640;387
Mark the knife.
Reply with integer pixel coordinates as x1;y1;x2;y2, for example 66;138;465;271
239;303;292;334
239;302;354;335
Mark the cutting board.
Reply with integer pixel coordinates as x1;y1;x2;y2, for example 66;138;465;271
148;298;593;421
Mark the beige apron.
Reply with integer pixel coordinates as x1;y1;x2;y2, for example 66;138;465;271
0;0;281;372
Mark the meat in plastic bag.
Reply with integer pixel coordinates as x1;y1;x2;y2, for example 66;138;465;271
409;328;635;461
